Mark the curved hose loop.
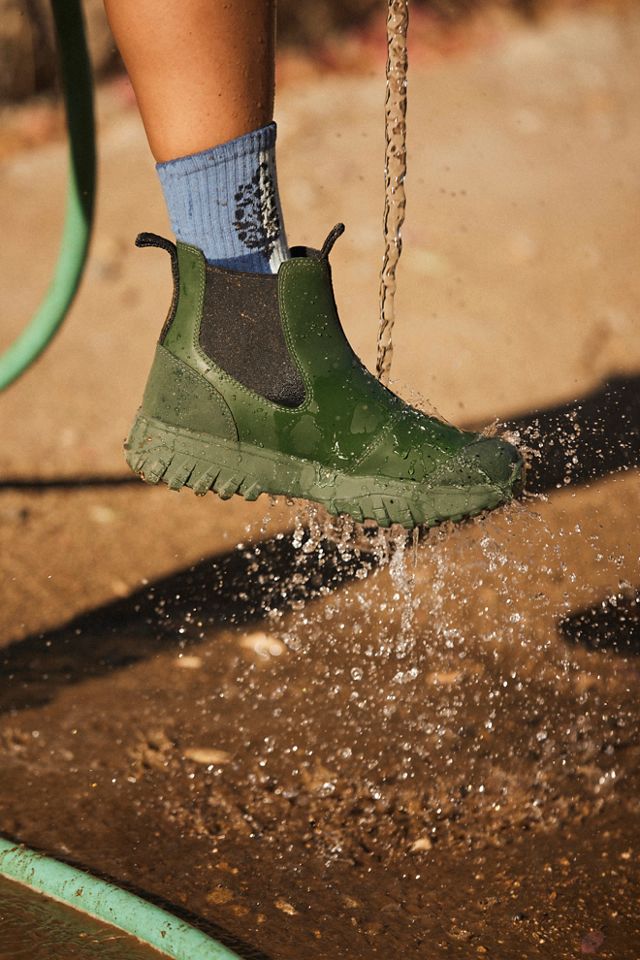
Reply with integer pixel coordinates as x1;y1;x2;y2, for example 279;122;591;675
0;837;242;959
0;0;96;391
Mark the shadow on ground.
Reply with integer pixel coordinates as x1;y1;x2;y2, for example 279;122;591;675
560;590;640;654
502;373;640;492
0;533;367;715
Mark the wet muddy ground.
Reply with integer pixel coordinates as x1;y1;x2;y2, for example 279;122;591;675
1;8;640;960
1;479;639;959
0;876;166;959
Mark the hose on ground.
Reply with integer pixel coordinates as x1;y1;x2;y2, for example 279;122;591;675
0;0;96;391
0;837;242;960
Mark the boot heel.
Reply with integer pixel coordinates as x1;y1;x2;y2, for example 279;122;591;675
125;412;265;501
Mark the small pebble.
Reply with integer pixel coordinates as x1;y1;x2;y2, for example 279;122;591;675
343;895;360;908
275;898;298;916
241;631;285;659
207;886;234;905
410;837;433;852
426;671;462;686
176;655;203;669
184;748;230;765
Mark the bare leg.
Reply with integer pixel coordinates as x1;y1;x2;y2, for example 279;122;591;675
103;0;275;162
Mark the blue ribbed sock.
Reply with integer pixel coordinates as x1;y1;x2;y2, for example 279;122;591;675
156;122;289;274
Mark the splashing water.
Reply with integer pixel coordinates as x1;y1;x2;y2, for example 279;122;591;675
376;0;410;384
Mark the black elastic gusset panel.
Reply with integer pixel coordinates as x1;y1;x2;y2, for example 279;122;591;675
199;264;305;408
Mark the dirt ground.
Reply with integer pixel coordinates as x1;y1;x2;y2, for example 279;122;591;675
1;8;639;959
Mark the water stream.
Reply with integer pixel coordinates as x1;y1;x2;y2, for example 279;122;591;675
376;0;410;384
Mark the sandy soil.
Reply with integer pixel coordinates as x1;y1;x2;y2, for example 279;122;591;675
1;8;639;959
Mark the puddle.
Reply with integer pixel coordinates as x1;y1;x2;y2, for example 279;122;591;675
0;876;166;959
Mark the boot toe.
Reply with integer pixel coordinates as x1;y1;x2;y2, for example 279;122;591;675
426;435;523;493
456;436;524;491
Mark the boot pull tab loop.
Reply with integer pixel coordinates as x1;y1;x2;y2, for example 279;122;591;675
136;233;180;340
320;223;345;260
136;232;179;288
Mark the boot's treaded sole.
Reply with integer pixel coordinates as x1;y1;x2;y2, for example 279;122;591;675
125;412;510;529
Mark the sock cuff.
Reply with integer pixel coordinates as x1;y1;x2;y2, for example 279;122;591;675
156;122;277;182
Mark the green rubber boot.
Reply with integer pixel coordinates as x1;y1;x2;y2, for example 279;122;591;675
125;225;523;529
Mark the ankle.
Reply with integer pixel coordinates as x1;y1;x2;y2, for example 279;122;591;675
156;122;289;275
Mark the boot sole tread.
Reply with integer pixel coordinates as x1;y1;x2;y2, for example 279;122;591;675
124;412;515;530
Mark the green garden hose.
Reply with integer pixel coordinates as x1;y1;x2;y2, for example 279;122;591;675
0;0;96;391
0;837;242;959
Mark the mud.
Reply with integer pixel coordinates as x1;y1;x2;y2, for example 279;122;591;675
0;876;166;959
1;471;639;959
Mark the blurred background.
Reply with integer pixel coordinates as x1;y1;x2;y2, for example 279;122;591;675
1;0;633;105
